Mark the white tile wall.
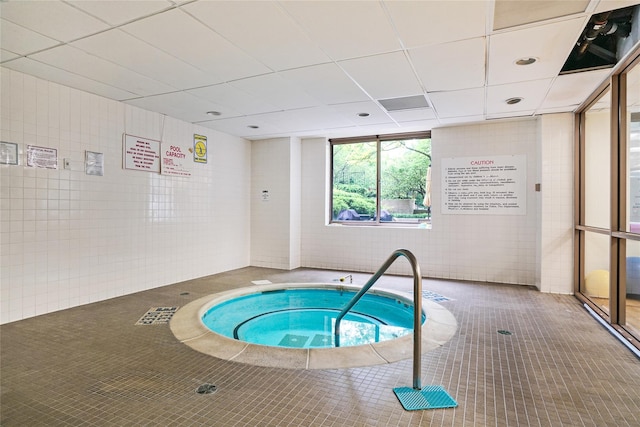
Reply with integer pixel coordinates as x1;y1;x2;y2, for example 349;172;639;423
0;68;577;325
0;69;251;324
301;117;574;290
250;137;301;269
538;113;574;293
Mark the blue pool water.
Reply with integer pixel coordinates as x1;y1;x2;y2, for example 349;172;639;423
201;288;425;348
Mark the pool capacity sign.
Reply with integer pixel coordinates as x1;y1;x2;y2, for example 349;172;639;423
162;143;192;177
441;155;527;215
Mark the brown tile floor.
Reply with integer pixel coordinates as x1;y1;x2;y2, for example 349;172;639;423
2;267;640;426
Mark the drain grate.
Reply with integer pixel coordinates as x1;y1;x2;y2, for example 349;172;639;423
196;383;217;395
135;307;178;325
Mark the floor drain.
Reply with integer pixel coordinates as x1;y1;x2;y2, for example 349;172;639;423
135;307;178;325
196;384;217;395
497;330;512;335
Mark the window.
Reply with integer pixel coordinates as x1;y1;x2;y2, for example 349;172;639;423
330;132;431;226
576;48;640;348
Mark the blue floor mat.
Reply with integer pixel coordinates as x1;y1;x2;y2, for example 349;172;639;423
393;385;458;411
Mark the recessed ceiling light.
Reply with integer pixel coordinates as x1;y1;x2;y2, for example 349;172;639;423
515;57;537;66
248;125;259;129
206;111;221;116
506;97;523;105
357;112;370;117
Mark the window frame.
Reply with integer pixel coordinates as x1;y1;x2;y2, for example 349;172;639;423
329;131;431;227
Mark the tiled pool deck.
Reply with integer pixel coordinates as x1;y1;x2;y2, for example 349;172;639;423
2;267;639;426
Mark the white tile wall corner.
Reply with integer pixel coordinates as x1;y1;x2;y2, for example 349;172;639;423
0;68;251;324
538;113;574;294
289;137;302;269
300;117;574;289
250;137;302;270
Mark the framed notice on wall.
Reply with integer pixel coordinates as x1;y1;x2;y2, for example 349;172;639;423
27;145;58;169
0;142;18;165
123;134;161;173
85;151;104;176
441;155;527;215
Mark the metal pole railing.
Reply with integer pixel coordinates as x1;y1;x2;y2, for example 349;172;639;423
334;249;422;390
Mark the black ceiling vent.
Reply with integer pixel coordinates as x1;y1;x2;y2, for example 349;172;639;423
378;95;429;112
560;5;636;74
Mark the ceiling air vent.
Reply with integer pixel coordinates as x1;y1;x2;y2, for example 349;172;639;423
378;95;429;112
560;5;637;74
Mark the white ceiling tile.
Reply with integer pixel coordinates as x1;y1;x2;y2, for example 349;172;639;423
182;1;330;71
187;84;278;116
593;1;640;13
0;18;60;56
535;105;579;115
410;38;486;92
125;91;242;123
393;119;440;133
30;45;175;97
0;0;627;139
436;115;486;126
0;49;20;63
3;57;136;100
388;108;437;123
486;111;535;120
67;0;173;26
121;8;271;81
540;69;610;110
329;101;394;126
229;74;320;111
260;107;354;133
339;52;423;100
71;29;219;89
0;0;110;42
281;1;400;60
486;79;554;115
198;116;282;139
428;88;486;118
493;0;590;30
353;123;402;136
488;18;585;85
385;1;489;48
279;64;370;105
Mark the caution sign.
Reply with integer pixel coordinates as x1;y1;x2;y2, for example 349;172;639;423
194;134;207;164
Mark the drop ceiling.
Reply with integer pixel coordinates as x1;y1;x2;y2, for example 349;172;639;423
1;0;639;140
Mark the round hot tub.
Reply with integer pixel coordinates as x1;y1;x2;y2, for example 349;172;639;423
170;283;457;369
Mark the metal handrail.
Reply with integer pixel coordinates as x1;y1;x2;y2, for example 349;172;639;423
334;249;423;390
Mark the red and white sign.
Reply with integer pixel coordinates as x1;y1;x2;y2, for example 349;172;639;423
161;143;192;177
123;134;161;173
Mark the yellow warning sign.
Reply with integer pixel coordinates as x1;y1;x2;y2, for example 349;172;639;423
194;134;207;164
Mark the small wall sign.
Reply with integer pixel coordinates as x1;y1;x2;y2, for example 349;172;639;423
27;145;57;169
85;151;104;176
123;134;161;173
194;134;207;164
0;142;18;165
